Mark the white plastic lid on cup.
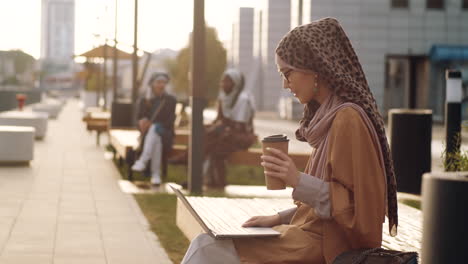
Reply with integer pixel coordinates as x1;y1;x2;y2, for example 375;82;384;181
446;69;462;103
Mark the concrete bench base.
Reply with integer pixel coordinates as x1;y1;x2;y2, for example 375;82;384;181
0;126;35;162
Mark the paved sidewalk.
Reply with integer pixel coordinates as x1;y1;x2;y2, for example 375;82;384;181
0;100;171;264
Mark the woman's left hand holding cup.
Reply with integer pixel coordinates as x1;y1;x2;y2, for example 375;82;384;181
261;147;301;188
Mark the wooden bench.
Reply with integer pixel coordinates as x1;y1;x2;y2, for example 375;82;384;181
173;132;310;168
109;129;188;181
82;107;107;121
84;102;188;146
82;110;111;145
176;196;422;255
109;128;310;181
109;129;140;181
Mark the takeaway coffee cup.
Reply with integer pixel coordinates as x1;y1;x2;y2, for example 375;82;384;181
262;134;289;190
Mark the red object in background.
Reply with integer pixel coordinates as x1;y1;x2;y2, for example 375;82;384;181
16;93;26;111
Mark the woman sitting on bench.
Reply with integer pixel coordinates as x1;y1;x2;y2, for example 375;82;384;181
181;18;398;264
132;72;176;187
173;68;256;188
203;68;256;188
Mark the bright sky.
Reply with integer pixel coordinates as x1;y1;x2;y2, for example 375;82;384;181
0;0;259;59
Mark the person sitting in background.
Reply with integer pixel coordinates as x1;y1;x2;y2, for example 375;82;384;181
132;72;177;187
173;68;256;188
203;68;257;188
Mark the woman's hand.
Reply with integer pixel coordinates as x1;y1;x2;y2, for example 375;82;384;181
242;214;281;227
261;147;301;188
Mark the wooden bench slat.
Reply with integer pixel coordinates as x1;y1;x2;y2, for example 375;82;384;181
228;148;310;168
173;131;309;167
86;120;109;132
174;129;189;145
109;129;140;150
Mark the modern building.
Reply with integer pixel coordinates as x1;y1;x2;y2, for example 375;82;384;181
40;0;75;89
248;0;292;111
228;1;298;112
231;8;255;81
292;0;468;121
41;0;75;62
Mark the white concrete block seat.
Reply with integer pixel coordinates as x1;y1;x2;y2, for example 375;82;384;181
45;97;66;108
31;102;61;119
0;111;48;139
0;126;35;162
31;98;65;119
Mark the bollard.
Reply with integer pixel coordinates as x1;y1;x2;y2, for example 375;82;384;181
16;93;26;111
421;172;468;263
389;109;432;194
445;69;462;170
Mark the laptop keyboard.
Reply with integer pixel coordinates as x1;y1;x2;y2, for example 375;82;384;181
187;197;293;236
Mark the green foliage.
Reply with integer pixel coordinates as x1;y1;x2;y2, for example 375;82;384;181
165;26;227;101
442;133;468;171
2;76;19;85
227;165;265;185
401;199;421;210
0;50;35;74
0;50;35;85
443;150;468;171
85;73;99;92
12;50;35;74
165;48;190;98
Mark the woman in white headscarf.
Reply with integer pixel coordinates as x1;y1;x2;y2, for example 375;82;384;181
203;68;257;187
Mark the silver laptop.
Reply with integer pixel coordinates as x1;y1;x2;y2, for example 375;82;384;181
171;185;285;239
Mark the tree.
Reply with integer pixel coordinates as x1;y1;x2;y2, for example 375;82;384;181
165;26;227;102
0;50;35;85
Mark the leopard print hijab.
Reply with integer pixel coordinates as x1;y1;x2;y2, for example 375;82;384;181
276;17;398;236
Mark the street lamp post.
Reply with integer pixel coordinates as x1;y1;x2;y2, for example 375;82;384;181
113;0;118;101
93;31;101;106
103;41;108;109
131;0;139;126
189;0;206;194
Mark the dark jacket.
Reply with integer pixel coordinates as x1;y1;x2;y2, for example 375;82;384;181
137;93;177;154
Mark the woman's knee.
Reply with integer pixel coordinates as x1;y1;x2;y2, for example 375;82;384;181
191;233;215;247
183;233;240;264
182;233;215;263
